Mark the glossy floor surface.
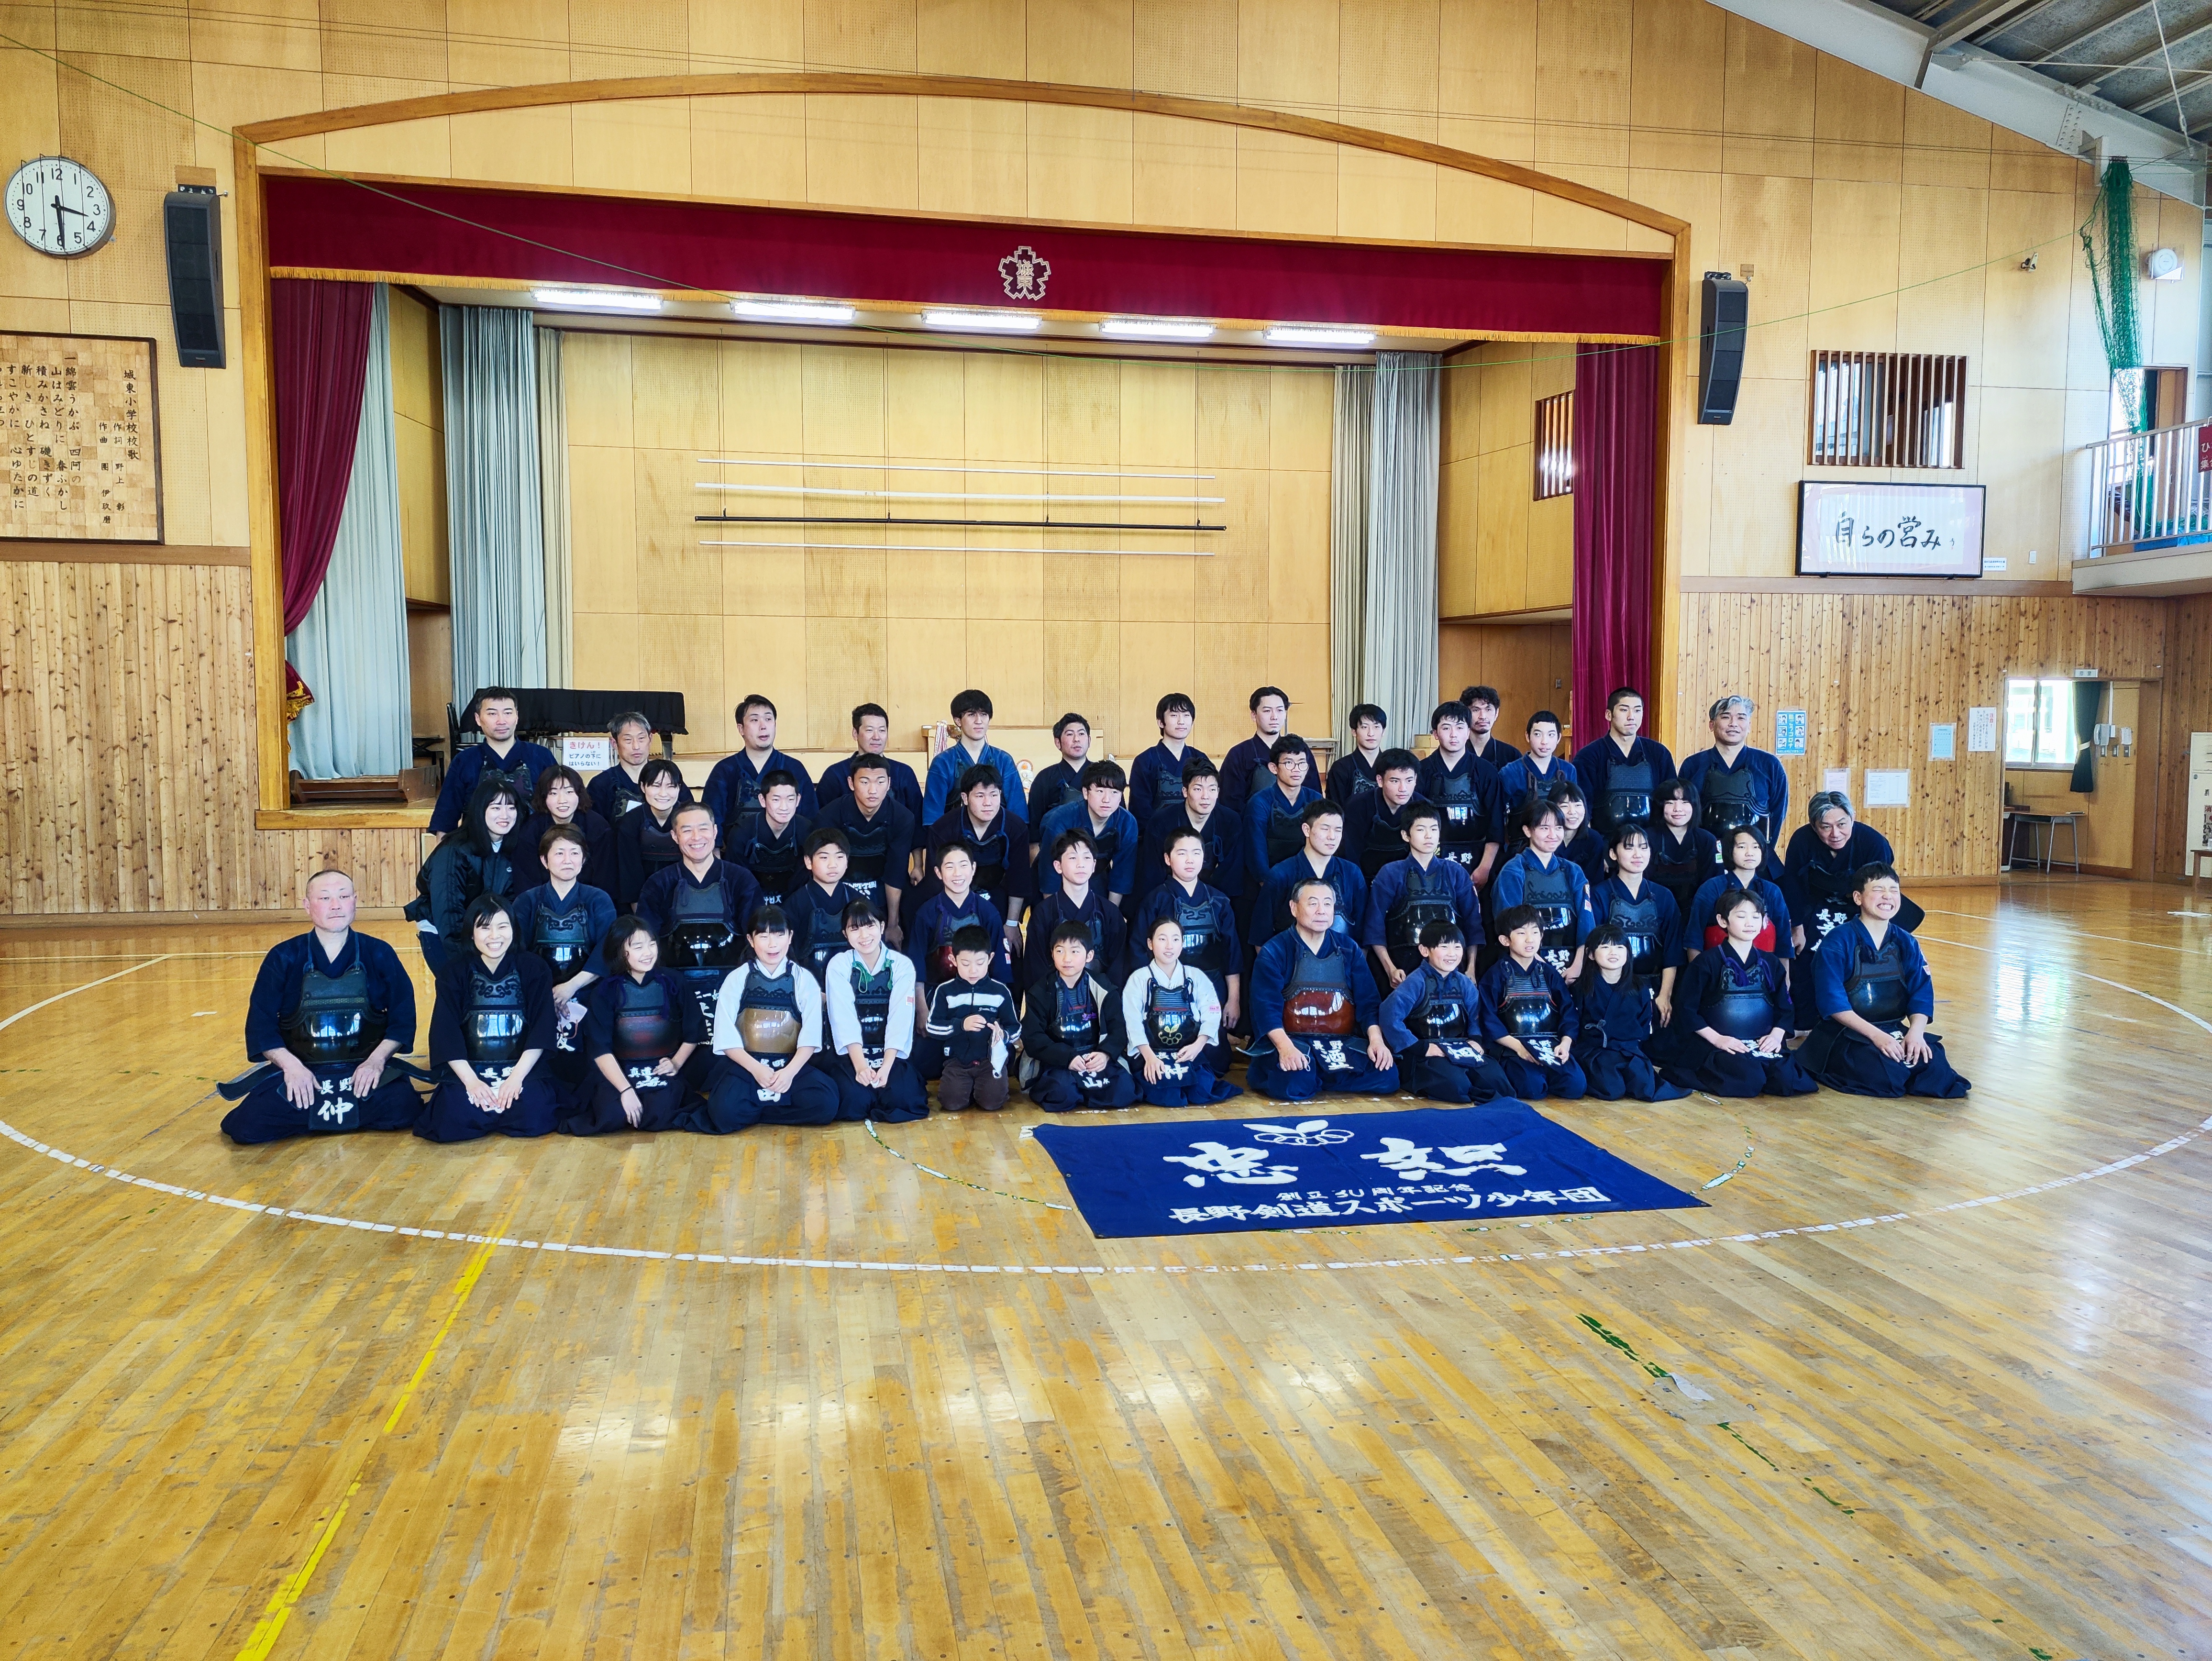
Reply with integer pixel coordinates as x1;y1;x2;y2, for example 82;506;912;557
0;879;2207;1660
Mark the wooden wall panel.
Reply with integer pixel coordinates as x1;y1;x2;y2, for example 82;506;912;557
2157;595;2212;879
1438;622;1573;740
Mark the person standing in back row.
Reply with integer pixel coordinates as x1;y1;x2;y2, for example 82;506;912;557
1416;701;1504;887
1678;695;1790;849
1571;686;1676;836
1129;693;1209;824
429;687;558;835
703;695;817;851
1220;687;1319;805
1460;686;1523;772
816;702;924;820
922;690;1028;822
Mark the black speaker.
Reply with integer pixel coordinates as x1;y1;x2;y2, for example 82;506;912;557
163;187;225;370
1698;271;1747;425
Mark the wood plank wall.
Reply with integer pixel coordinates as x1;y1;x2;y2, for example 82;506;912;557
1438;343;1575;618
1438;622;1573;741
0;561;420;914
2157;594;2212;878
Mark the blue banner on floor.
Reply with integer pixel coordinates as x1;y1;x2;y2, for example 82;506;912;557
1030;1104;1707;1239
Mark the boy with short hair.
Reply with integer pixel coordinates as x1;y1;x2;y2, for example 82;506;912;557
1341;750;1427;880
814;754;914;944
1130;694;1209;823
1663;888;1817;1098
1247;879;1400;1101
1477;905;1586;1099
922;689;1027;822
781;829;863;983
1220;686;1318;805
918;765;1029;952
1036;760;1138;906
1247;735;1325;879
817;702;924;819
1027;713;1094;834
1497;710;1576;805
677;904;841;1132
906;842;1010;992
1799;862;1970;1098
1361;802;1482;989
1122;916;1239;1106
1022;921;1139;1110
703;694;817;843
1574;924;1690;1102
1019;830;1127;991
1379;921;1515;1104
1126;827;1241;1035
1256;798;1368;958
721;768;811;902
1460;685;1522;771
1138;757;1243;903
1571;686;1676;836
1416;700;1504;886
429;687;559;834
821;901;928;1122
1327;704;1389;805
920;927;1017;1109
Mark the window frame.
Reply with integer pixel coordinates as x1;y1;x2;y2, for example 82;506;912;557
2003;676;2079;771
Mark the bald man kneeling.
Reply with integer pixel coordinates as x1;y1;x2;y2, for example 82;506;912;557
221;869;425;1144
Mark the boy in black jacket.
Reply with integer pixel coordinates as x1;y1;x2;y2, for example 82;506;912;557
1022;921;1139;1110
920;927;1017;1110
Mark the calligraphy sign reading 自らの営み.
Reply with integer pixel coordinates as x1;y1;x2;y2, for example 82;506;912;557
1;332;161;543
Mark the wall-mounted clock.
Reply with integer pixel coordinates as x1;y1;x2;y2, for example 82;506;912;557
7;156;115;258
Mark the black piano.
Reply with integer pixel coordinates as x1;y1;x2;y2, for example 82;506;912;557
448;690;688;761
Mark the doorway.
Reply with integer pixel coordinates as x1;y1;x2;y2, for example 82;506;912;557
1999;674;2162;878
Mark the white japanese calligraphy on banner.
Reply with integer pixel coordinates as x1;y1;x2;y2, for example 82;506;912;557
1796;482;1984;577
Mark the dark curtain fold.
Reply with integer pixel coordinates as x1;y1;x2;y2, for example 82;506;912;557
271;277;376;635
1571;343;1659;744
2069;679;2103;794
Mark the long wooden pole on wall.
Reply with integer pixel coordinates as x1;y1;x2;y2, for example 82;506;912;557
235;134;287;814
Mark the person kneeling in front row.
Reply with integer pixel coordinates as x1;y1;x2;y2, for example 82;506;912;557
680;905;842;1133
221;868;425;1145
1024;920;1140;1111
560;916;708;1135
1798;863;1971;1099
417;895;561;1142
1124;915;1239;1107
1379;920;1516;1105
1573;924;1690;1102
1477;905;1586;1099
1247;878;1400;1101
822;901;930;1123
1661;889;1817;1099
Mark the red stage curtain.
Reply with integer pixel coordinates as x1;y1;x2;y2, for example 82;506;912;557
271;277;376;635
1571;343;1659;743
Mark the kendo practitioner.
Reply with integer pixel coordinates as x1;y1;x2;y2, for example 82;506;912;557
1020;830;1126;991
220;869;424;1144
1686;827;1792;958
922;689;1028;822
1023;920;1140;1111
1416;701;1505;887
1137;758;1243;904
1487;798;1597;982
588;710;688;822
1327;704;1388;807
508;823;616;1110
916;764;1029;952
1799;864;1970;1098
919;927;1018;1108
1586;822;1683;1026
1255;800;1369;965
1035;761;1139;905
1245;736;1324;880
905;842;1011;991
677;905;841;1131
1661;889;1816;1098
821;901;929;1122
428;687;558;835
1247;879;1401;1101
1129;693;1210;824
416;894;561;1141
1783;791;1920;1030
1125;828;1242;1036
816;702;925;821
1026;713;1095;836
1342;750;1427;881
1649;778;1722;924
1362;803;1482;990
1497;710;1578;806
1573;925;1690;1102
407;778;520;973
511;765;615;894
1550;784;1610;886
780;829;864;984
702;695;818;851
1220;686;1319;805
634;803;763;1028
1570;686;1677;836
1477;905;1586;1100
561;917;709;1135
1460;685;1524;772
610;758;689;911
814;755;915;941
1122;915;1239;1106
1379;921;1515;1105
1678;695;1790;850
722;768;811;902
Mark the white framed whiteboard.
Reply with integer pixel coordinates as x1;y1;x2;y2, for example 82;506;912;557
1796;482;1984;577
2190;732;2212;855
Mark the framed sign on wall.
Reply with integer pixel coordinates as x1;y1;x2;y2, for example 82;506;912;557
1796;481;1983;578
1;332;161;544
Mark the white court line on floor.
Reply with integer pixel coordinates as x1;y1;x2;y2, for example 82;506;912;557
0;938;2205;1277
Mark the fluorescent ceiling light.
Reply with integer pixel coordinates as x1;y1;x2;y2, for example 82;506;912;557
531;288;663;312
922;309;1045;332
1265;324;1375;346
1099;317;1215;340
732;298;857;323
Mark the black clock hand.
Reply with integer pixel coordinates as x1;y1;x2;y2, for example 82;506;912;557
54;199;85;218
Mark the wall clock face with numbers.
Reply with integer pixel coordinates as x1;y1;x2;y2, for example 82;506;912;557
7;156;115;258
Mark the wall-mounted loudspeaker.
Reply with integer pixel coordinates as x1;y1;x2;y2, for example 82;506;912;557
1697;271;1747;425
163;186;225;370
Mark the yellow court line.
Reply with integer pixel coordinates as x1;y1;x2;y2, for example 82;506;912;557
231;1211;516;1661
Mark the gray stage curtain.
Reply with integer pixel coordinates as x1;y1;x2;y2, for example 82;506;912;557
1329;366;1373;753
536;327;572;688
286;283;411;779
1360;352;1440;748
442;304;547;708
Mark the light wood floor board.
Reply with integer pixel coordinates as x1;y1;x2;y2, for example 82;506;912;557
0;879;2207;1659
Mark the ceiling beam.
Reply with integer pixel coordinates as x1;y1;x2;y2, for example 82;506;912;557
2083;15;2212;92
2029;0;2162;68
1926;0;2053;52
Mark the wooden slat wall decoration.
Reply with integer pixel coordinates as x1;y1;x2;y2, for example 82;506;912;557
1809;350;1968;469
1670;591;2170;880
0;561;420;916
1532;391;1574;500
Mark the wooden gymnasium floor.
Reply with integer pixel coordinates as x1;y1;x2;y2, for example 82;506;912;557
0;880;2207;1661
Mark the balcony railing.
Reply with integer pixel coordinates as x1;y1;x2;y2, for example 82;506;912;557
2082;418;2212;559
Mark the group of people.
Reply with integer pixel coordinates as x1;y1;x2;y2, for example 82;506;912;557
220;681;1967;1147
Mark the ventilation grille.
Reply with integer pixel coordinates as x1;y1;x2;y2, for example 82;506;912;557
1809;350;1967;469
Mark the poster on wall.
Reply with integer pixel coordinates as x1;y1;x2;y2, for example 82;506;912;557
0;332;161;543
1967;707;1999;753
2190;733;2212;855
1774;709;1807;756
1796;482;1983;578
1863;769;1912;808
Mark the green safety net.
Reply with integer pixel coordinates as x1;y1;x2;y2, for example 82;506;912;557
2081;159;2146;432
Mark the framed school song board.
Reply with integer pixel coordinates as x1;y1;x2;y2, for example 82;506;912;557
0;332;161;543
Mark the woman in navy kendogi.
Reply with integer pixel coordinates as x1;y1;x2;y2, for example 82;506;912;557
511;764;615;894
221;868;423;1144
610;758;689;911
407;777;520;974
1799;863;1970;1098
1573;924;1689;1102
508;823;616;1114
562;916;708;1134
1025;920;1140;1110
1379;921;1515;1104
1662;889;1816;1098
1649;778;1721;924
418;894;561;1141
821;901;930;1123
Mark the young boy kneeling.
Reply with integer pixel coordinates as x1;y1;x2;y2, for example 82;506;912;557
919;926;1017;1112
1022;921;1139;1110
1573;924;1690;1102
1799;863;1970;1099
1476;905;1586;1100
1663;889;1817;1098
1379;921;1516;1104
822;901;929;1123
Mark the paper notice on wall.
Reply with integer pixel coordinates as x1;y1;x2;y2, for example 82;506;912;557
1823;767;1851;797
561;734;611;772
1967;707;1998;752
1863;769;1911;808
1929;723;1956;761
